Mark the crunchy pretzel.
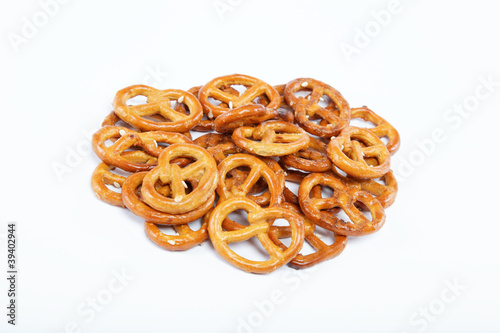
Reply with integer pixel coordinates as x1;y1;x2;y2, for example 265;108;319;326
144;209;210;251
232;121;310;156
113;85;203;132
198;74;281;118
331;167;398;208
92;126;192;172
284;78;351;137
91;163;128;207
269;202;347;269
280;136;332;172
217;154;285;206
351;106;400;155
214;104;282;133
141;143;218;214
327;126;391;179
208;197;305;274
122;172;215;224
299;173;385;236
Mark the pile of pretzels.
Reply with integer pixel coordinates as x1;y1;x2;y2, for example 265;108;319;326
91;74;400;274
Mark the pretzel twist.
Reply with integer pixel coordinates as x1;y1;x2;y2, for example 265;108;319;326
92;126;192;172
140;143;218;214
284;78;351;137
299;173;386;236
122;172;215;224
113;85;203;132
351;106;400;155
208;197;305;274
327;126;391;179
269;202;347;269
232;121;310;156
198;74;281;118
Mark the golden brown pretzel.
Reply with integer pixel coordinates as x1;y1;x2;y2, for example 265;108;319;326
299;172;385;236
144;209;211;251
91;163;128;207
284;78;351;137
351;106;400;155
331;167;398;208
232;121;310;156
122;172;215;224
198;74;281;118
113;85;203;132
269;202;347;269
214;104;281;133
208;197;305;274
280;136;332;172
327;126;391;179
217;154;284;212
140;143;218;214
92;126;192;172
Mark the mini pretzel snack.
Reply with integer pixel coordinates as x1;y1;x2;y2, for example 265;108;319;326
91;74;401;274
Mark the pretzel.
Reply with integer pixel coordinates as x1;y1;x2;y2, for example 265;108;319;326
217;154;284;220
232;121;310;156
113;85;203;132
299;172;385;236
350;106;400;154
140;143;218;214
208;197;305;273
280;136;332;172
122;172;215;224
327;126;391;179
331;167;398;208
92;126;192;172
269;202;347;269
284;78;351;137
198;74;281;118
91;163;128;207
214;104;282;133
144;209;211;251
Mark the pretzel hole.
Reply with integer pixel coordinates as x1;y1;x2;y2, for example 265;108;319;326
333;166;348;177
187;217;203;231
349;117;376;129
354;201;373;221
227;238;271;262
293;90;312;99
313;225;336;246
126;95;148;106
104;138;117;147
226;209;250;227
208;97;223;106
317;95;333;108
155;225;178;235
380;137;389;145
229;84;246;95
104;183;121;193
336;209;354;224
319;185;334;199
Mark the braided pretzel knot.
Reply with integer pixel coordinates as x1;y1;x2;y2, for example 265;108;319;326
232;121;310;156
92;126;192;172
113;85;203;132
144;208;211;251
198;74;281;118
208;197;305;274
351;106;400;155
280;136;332;172
299;173;385;236
327;126;391;179
140;143;218;214
269;202;347;269
284;78;351;137
121;172;215;224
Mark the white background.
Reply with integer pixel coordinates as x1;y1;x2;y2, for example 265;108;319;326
1;0;500;332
